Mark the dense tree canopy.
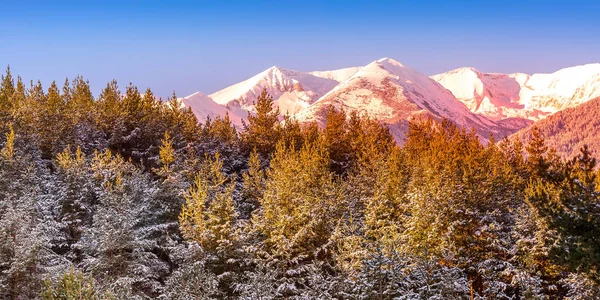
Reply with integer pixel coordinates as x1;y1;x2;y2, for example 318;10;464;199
0;68;598;299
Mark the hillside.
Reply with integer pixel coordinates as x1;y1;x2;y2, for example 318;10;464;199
512;97;600;160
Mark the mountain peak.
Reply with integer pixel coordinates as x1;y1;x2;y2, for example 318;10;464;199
374;57;405;67
261;65;287;75
185;91;208;98
449;66;481;74
266;65;283;71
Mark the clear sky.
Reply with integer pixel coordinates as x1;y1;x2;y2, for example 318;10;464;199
1;0;599;98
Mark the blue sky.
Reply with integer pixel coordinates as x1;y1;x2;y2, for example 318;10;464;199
1;0;599;98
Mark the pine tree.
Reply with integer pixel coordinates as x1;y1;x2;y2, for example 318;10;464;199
96;80;122;139
208;113;237;142
241;88;280;156
280;114;303;150
53;146;95;259
41;267;100;300
363;147;408;250
179;153;237;253
526;126;550;179
1;124;15;161
166;92;199;142
530;145;600;279
0;138;47;298
10;76;26;124
39;81;67;159
323;106;350;174
252;139;344;257
0;66;15;122
66;76;100;151
159;131;176;174
241;149;265;213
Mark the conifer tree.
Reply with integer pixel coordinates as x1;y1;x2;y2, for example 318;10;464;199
179;153;237;253
96;80;122;138
1;124;15;161
0;135;46;298
241;89;280;156
0;66;15;121
39;81;67;158
208;113;237;142
526;126;550;178
300;121;320;145
159;131;176;174
280;114;303;150
323;106;350;173
525;145;600;280
166;92;199;142
241;149;265;211
363;148;408;249
252;139;343;257
10;76;26;124
41;267;99;300
54;146;94;258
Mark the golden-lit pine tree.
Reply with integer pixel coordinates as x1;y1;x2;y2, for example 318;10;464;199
0;66;15;121
159;131;176;174
41;267;99;300
363;147;408;249
96;80;122;136
252;139;344;257
10;76;26;121
1;124;15;161
165;92;200;142
208;112;237;142
323;106;350;173
525;127;550;178
241;89;280;156
242;149;265;208
67;76;95;126
37;81;69;158
56;145;86;172
300;121;320;146
179;153;237;253
280;114;303;150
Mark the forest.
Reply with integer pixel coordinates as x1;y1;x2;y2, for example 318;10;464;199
514;96;600;161
0;66;599;299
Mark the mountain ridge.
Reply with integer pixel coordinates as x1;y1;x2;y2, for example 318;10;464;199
179;58;600;145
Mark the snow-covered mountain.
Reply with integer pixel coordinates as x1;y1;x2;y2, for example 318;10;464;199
432;64;600;121
180;58;600;143
294;58;506;142
209;66;361;115
180;92;244;127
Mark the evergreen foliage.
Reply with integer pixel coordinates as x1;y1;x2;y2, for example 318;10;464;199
0;67;597;298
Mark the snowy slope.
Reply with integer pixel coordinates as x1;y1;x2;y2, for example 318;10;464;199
432;64;600;121
309;67;362;82
209;66;360;115
180;92;244;127
294;58;506;142
181;59;600;143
